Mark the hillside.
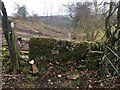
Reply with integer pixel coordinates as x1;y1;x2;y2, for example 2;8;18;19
13;18;70;40
38;15;71;29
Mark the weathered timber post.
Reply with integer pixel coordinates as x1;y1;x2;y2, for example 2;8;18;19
1;1;19;73
117;1;120;30
0;0;2;88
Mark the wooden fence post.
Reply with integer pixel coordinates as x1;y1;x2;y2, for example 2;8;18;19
1;1;19;73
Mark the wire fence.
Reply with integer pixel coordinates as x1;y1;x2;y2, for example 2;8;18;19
100;45;120;87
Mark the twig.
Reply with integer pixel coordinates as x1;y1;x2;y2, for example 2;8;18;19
40;72;49;81
1;74;25;77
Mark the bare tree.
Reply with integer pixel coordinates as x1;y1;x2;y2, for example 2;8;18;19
67;2;104;41
14;3;28;19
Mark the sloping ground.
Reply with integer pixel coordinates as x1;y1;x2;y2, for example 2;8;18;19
13;19;70;40
38;15;71;28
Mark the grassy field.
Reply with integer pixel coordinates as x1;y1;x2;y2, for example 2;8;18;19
13;18;70;41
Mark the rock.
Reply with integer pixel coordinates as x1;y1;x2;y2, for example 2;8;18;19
57;74;62;78
67;71;79;80
32;64;39;74
29;60;39;74
29;60;34;64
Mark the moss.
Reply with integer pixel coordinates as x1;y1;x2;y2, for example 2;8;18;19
3;52;10;59
19;51;29;55
26;74;38;81
20;65;30;75
29;37;103;71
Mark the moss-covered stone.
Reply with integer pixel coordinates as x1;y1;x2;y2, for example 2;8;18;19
29;37;103;71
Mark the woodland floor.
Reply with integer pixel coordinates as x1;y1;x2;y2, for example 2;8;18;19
2;39;120;89
2;19;120;89
2;40;101;89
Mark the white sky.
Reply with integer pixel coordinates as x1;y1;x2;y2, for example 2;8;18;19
3;0;111;16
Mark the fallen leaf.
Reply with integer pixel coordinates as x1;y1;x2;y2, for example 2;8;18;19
67;71;79;80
